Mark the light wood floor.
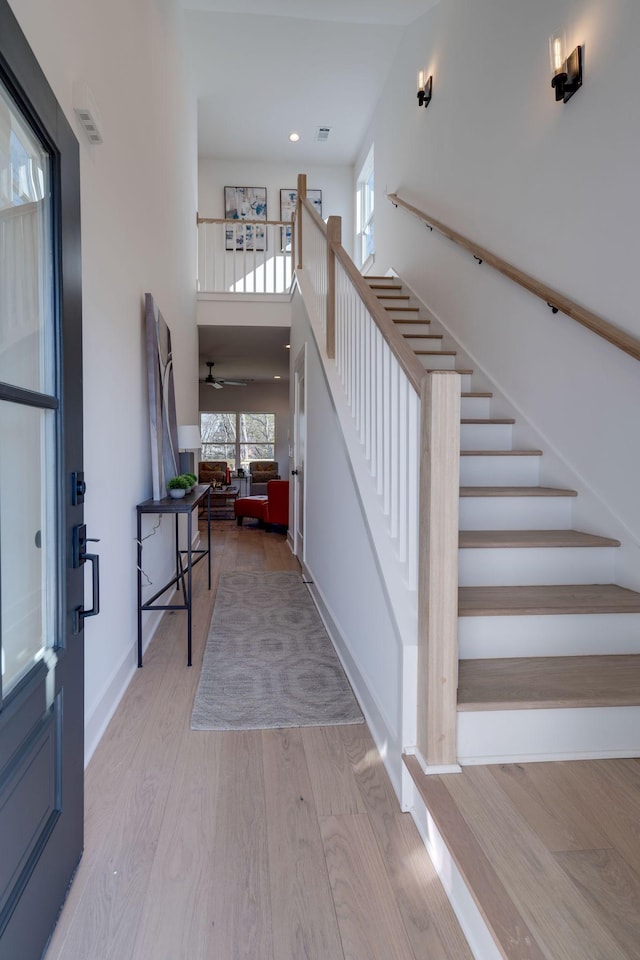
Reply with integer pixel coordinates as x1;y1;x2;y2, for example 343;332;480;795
45;522;473;960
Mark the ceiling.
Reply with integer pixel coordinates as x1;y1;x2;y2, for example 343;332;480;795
198;325;291;384
181;0;438;165
186;1;438;382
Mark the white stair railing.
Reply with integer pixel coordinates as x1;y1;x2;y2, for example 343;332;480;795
296;173;461;769
197;217;293;294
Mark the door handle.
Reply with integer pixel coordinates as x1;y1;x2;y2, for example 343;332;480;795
72;524;101;631
291;469;299;475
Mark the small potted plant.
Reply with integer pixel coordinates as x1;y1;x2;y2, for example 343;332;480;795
186;472;198;490
167;475;191;499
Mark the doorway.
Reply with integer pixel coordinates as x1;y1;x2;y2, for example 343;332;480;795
0;3;86;957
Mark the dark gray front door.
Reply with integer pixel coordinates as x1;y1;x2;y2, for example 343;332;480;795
0;3;85;958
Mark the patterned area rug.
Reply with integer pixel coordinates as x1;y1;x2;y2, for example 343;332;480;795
191;571;364;730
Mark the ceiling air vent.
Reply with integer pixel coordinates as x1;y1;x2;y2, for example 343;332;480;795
315;126;332;143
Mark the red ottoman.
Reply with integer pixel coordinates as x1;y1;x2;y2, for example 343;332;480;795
234;495;268;525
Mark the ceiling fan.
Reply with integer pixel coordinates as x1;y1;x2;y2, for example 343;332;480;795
199;361;251;390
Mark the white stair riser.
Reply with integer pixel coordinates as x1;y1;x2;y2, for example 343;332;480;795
458;546;617;587
393;322;433;335
417;353;457;370
460;423;513;451
385;312;422;324
460;455;540;486
459;495;574;530
458;612;640;659
457;706;640;766
460;397;492;418
404;336;443;351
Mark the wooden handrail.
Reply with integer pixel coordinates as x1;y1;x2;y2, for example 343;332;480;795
388;192;640;364
332;244;427;393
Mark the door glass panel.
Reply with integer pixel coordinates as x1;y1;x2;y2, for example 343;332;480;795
0;80;54;395
0;401;56;698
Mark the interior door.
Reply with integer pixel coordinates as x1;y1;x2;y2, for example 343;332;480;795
293;348;306;559
0;4;86;958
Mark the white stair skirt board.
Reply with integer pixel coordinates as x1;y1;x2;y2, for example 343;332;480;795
459;453;540;486
458;611;640;659
459;495;574;530
457;705;640;765
405;775;503;960
458;545;617;586
460;396;492;418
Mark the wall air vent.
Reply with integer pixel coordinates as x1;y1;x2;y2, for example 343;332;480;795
315;126;332;142
73;82;104;145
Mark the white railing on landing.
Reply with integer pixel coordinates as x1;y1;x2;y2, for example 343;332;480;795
197;217;294;294
296;173;461;771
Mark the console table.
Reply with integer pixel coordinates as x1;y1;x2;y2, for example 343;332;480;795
136;484;211;667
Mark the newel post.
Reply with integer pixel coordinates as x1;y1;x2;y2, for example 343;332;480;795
296;173;307;271
417;370;461;771
326;215;341;359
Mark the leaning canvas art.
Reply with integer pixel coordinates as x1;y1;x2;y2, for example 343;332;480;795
144;293;179;500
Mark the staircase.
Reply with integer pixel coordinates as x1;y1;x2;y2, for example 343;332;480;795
367;275;640;764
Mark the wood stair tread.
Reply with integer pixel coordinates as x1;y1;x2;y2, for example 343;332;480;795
459;583;640;616
402;334;443;340
462;391;493;398
461;418;515;425
458;655;640;710
384;305;419;312
426;368;473;375
459;530;621;549
393;317;431;325
415;349;457;356
460;486;577;497
375;294;410;300
461;449;542;457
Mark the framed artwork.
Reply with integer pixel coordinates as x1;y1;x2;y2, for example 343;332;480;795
145;293;179;500
280;188;322;251
224;186;267;251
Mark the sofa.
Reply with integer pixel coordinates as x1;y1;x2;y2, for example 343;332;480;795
234;479;289;530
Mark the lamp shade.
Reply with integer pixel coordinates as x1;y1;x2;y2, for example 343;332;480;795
177;425;202;450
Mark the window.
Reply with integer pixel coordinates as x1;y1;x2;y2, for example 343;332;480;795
200;412;275;472
356;144;374;271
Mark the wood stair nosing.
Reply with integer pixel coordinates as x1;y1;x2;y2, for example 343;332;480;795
458;583;640;617
415;349;457;357
403;756;548;960
462;392;493;398
460;418;516;425
459;486;577;498
384;305;419;313
402;334;443;341
393;317;431;325
458;530;621;549
375;294;410;301
460;449;543;457
425;368;473;375
457;654;640;711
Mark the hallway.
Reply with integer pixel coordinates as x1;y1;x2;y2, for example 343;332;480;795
45;522;472;960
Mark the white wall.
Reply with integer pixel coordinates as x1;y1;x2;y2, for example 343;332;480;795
199;380;290;477
290;290;406;796
9;0;199;760
199;157;355;259
356;0;640;582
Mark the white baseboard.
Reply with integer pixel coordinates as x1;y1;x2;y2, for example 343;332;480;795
303;567;404;802
406;776;501;960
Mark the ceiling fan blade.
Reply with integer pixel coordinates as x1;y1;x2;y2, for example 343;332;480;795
212;381;224;389
221;380;248;386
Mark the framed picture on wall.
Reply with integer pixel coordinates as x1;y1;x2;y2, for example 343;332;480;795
224;186;267;251
280;188;322;251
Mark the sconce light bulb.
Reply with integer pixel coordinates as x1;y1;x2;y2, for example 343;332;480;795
553;37;563;72
417;69;425;93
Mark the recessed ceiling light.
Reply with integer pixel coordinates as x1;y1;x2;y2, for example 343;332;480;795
288;132;300;142
274;375;281;380
285;343;291;349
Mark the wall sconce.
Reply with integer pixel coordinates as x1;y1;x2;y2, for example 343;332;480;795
549;33;582;103
417;70;433;108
